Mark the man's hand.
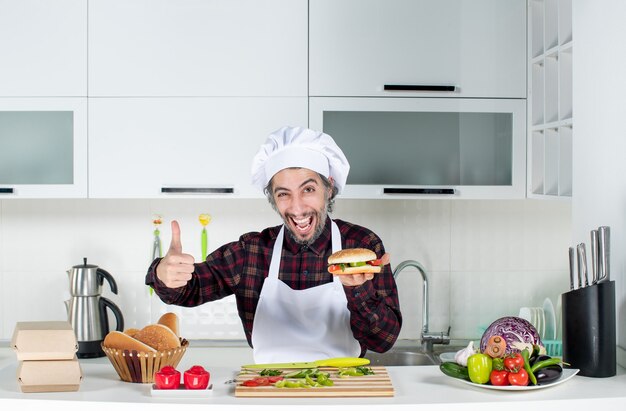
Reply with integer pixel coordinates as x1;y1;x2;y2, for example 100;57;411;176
337;253;390;287
337;273;374;287
156;220;195;288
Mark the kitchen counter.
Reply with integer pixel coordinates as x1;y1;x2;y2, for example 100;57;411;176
1;345;625;411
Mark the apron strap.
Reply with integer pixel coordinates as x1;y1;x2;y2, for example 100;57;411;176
267;226;285;279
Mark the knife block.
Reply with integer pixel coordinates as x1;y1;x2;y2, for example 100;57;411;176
561;281;616;377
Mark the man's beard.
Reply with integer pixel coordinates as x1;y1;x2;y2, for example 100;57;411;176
283;203;329;246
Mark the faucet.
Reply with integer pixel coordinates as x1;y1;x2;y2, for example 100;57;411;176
393;260;450;352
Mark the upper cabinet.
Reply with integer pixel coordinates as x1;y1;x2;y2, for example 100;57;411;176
88;0;307;97
528;0;573;198
88;97;307;198
309;0;527;98
0;98;88;198
0;0;87;97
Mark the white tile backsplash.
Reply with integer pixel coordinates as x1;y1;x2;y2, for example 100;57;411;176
0;198;571;342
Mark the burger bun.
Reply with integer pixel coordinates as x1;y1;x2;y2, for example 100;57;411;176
328;248;381;275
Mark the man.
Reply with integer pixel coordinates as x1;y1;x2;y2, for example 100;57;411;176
146;126;401;363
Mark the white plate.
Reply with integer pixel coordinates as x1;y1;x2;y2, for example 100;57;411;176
150;384;213;398
543;298;557;340
555;295;562;340
449;369;579;391
439;352;457;363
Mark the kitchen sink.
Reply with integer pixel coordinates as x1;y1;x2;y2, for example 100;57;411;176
366;350;438;366
365;343;467;367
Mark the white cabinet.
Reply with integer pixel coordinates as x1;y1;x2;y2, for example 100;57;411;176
0;0;87;97
0;98;88;198
310;97;527;199
528;0;573;198
88;0;307;97
309;0;527;98
88;98;308;198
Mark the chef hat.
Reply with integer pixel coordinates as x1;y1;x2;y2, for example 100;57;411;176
251;126;350;193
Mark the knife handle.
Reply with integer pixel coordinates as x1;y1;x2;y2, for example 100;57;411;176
578;243;589;287
576;244;586;288
568;247;575;290
598;226;610;282
590;230;599;284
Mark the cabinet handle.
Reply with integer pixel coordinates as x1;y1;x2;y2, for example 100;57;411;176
384;84;457;92
384;188;455;195
0;188;14;194
161;187;234;194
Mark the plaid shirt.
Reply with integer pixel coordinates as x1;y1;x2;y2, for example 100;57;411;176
146;218;402;355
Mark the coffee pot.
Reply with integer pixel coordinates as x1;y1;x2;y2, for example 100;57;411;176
65;258;124;358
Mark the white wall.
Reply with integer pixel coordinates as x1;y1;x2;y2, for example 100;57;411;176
573;0;626;366
0;198;570;343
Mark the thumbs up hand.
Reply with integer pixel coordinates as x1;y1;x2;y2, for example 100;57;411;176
156;220;196;288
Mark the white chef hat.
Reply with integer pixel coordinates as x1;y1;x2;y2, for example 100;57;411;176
251;126;350;193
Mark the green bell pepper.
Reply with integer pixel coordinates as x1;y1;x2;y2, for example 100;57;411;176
467;353;493;384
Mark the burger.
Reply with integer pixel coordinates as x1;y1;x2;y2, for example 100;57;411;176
327;248;384;275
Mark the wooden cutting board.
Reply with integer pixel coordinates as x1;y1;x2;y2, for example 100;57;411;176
235;366;394;398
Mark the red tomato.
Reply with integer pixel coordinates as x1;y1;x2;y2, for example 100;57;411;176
368;259;383;266
154;366;181;389
508;369;529;386
328;264;342;273
503;353;524;372
489;370;509;386
183;365;210;390
242;376;279;387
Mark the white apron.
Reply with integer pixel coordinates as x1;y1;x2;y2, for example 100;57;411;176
251;220;361;363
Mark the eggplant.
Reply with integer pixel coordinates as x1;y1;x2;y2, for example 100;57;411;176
534;364;563;385
530;354;552;367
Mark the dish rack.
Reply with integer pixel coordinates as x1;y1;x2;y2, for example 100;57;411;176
543;340;563;357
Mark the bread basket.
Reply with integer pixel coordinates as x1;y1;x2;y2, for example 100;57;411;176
102;339;188;383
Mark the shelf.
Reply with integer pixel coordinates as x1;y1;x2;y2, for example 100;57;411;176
528;0;573;199
559;48;573;120
559;126;573;196
531;118;573;132
531;0;544;58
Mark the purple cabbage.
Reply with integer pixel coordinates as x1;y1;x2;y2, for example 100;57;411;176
480;316;542;355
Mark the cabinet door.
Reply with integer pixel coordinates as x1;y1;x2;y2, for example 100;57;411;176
0;98;87;198
88;98;308;198
0;0;87;96
310;97;526;199
310;0;526;98
89;0;307;97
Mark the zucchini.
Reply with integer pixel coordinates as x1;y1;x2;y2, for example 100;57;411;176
439;361;470;381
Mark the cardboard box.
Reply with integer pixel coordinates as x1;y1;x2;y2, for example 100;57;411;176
12;321;78;361
17;357;83;393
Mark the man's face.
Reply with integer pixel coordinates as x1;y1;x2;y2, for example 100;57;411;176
270;168;331;245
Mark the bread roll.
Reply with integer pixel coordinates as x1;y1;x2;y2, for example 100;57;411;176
134;324;181;351
103;331;156;352
157;312;179;337
123;328;140;337
328;248;377;264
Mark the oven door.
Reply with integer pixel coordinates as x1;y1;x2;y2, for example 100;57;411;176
309;97;526;199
